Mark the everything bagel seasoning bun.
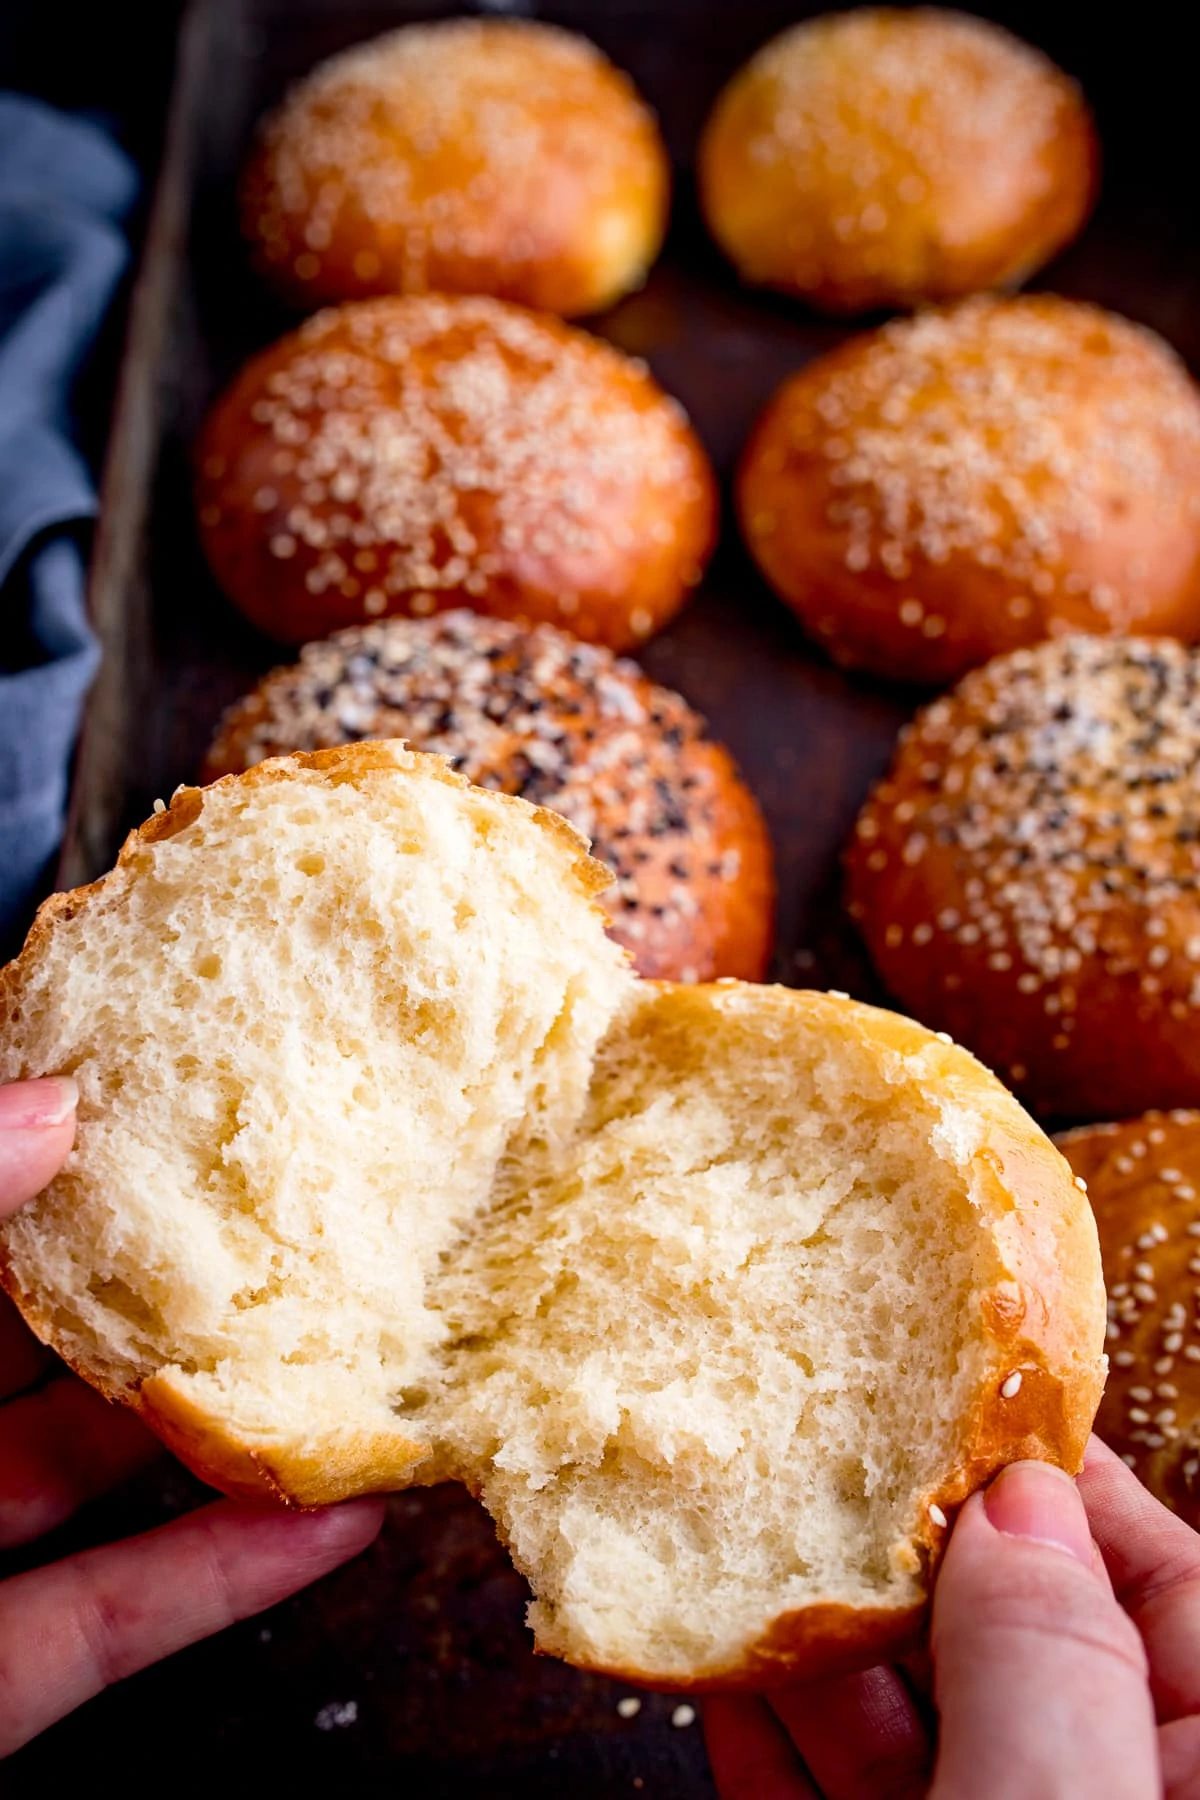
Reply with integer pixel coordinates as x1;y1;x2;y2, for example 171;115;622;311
846;635;1200;1119
739;296;1200;684
1059;1112;1200;1523
195;294;716;649
202;612;775;984
0;748;1106;1686
699;8;1096;314
241;18;670;317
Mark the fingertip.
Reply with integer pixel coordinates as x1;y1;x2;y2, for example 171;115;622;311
213;1494;386;1564
0;1109;77;1216
0;1076;79;1131
981;1460;1093;1566
309;1494;388;1550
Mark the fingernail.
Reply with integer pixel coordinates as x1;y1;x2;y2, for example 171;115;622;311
0;1077;79;1131
984;1461;1093;1566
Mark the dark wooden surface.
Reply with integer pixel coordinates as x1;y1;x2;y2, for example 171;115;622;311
8;0;1200;1788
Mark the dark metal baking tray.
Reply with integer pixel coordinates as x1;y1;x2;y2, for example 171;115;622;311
11;0;1200;1790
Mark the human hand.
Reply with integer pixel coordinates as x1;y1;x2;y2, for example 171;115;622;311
0;1077;385;1757
705;1435;1200;1798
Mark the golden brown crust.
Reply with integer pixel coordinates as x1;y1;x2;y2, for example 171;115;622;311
738;297;1200;685
699;8;1097;315
564;1603;928;1693
138;1373;429;1508
1058;1112;1200;1526
845;636;1200;1118
201;613;775;984
195;294;716;651
240;18;670;318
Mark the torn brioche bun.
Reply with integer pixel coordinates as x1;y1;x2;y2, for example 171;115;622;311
0;745;1105;1687
200;611;776;985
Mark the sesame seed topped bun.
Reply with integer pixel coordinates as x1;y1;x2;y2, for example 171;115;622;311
202;612;776;985
195;294;717;649
739;296;1200;685
1058;1111;1200;1524
240;18;670;318
846;635;1200;1120
699;7;1096;314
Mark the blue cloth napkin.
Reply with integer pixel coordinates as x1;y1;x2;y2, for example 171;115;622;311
0;94;137;948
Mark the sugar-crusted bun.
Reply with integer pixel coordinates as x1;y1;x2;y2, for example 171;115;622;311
1059;1112;1200;1523
195;295;716;649
699;8;1096;314
202;613;775;983
739;296;1200;684
241;18;670;317
847;636;1200;1119
0;747;1104;1687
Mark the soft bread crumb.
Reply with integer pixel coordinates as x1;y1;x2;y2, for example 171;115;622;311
416;985;1007;1678
0;745;627;1452
0;747;1107;1683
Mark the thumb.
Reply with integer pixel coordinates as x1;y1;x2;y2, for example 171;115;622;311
0;1079;78;1217
930;1461;1159;1800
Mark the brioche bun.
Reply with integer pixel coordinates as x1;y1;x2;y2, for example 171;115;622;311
241;18;669;317
847;635;1200;1119
699;7;1096;314
739;296;1200;684
0;747;1103;1685
1059;1112;1200;1524
196;295;716;649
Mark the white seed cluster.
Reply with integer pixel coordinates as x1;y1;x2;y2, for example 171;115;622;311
1062;1114;1200;1497
755;298;1200;647
850;637;1200;1083
245;18;655;297
737;10;1070;272
199;295;706;640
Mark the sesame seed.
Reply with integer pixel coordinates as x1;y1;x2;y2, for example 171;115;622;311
848;635;1200;1089
671;1705;696;1729
1000;1372;1023;1399
617;1698;642;1719
928;1503;948;1527
200;293;706;643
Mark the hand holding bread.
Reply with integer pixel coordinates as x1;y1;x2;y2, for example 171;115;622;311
0;1077;385;1760
0;746;1104;1685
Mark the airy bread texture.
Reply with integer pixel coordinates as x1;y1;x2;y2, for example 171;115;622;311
0;747;1106;1685
201;612;776;985
699;8;1096;314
